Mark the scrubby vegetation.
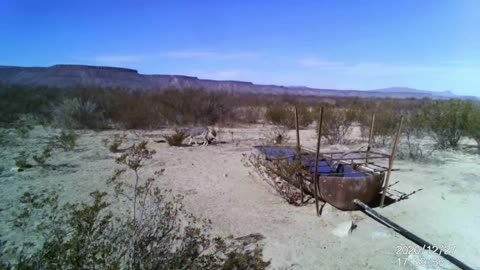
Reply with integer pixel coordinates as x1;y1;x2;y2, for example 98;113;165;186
2;141;270;269
164;129;189;146
467;108;480;150
262;126;290;145
265;105;313;129
422;100;473;149
105;133;128;153
315;107;356;145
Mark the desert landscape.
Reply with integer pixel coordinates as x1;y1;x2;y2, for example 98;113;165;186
1;121;479;269
2;2;480;269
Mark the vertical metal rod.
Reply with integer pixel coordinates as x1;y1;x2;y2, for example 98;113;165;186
380;116;403;207
294;106;304;203
313;107;324;216
366;112;376;165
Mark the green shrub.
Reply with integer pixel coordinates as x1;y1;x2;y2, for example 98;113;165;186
53;130;78;151
423;100;473;149
164;129;188;146
13;116;35;138
265;105;312;129
467;107;480;150
373;109;399;147
32;143;54;167
14;151;32;170
107;133;127;153
53;98;106;129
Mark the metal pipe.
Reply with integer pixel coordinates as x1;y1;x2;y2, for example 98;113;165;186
353;199;474;270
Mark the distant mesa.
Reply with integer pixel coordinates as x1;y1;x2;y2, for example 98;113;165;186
0;64;476;100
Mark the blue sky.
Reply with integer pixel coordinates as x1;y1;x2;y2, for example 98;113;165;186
1;0;479;95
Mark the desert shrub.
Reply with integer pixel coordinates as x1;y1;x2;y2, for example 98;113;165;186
12;115;35;138
164;129;188;146
262;126;290;145
235;106;263;124
0;128;10;146
32;143;54;167
3;141;270;269
53;97;106;129
265;105;312;129
396;109;435;161
423;100;473;149
315;107;356;145
371;108;399;147
52;130;78;151
14;151;32;170
106;133;127;153
467;107;480;150
0;85;59;124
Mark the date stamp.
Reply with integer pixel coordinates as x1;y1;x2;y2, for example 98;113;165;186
394;244;456;267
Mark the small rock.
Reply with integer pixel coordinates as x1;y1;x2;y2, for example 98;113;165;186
224;173;228;178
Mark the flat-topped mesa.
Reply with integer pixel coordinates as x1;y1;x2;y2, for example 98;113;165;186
50;64;139;74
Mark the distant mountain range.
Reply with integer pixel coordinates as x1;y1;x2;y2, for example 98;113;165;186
0;64;476;100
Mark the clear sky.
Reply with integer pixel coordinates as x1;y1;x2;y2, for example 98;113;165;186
1;0;479;96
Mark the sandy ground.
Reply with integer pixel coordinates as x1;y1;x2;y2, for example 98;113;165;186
1;125;479;269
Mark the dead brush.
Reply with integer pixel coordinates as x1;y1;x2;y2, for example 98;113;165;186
164;129;188;146
243;152;304;206
262;126;290;145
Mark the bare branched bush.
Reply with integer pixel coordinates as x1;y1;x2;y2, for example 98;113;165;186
164;129;188;146
243;153;303;206
262;126;290;144
315;107;356;145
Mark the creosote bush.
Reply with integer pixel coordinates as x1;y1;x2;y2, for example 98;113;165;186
423;100;473;149
164;129;188;146
2;141;269;269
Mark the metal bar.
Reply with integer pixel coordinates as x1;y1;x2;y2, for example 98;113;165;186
353;199;474;270
380;116;403;207
294;106;304;203
366;112;376;165
313;107;324;216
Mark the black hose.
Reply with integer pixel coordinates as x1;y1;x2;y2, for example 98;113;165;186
353;199;474;270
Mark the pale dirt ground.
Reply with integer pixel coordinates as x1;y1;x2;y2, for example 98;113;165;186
0;125;479;270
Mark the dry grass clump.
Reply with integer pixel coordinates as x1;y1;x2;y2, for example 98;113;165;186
164;129;189;146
